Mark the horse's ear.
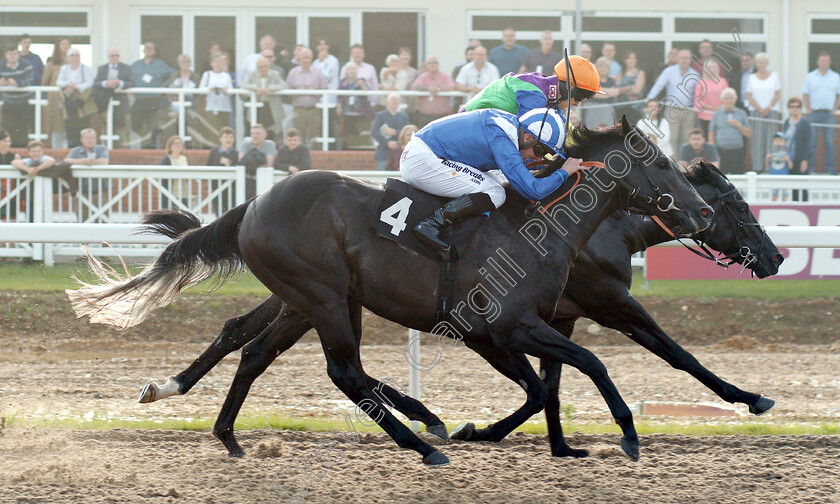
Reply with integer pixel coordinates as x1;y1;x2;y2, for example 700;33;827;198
620;115;631;134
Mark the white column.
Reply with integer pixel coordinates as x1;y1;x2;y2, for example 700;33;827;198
408;328;422;433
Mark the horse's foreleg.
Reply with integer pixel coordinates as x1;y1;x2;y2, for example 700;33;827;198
212;307;311;457
449;340;546;443
503;316;639;460
139;295;284;403
541;317;588;458
592;293;773;414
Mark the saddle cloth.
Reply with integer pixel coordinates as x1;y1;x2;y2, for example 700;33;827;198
373;178;487;262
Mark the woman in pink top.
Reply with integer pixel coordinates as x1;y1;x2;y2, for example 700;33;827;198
694;59;728;135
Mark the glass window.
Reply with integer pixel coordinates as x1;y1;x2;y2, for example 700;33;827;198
140;15;182;69
809;43;840;72
586;41;665;81
195;16;236;72
472;16;561;32
363;12;418;72
675;18;763;34
0;11;87;28
309;17;351;62
255;17;296;60
811;19;840;35
582;16;662;33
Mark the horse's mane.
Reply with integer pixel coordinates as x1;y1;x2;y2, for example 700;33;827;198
565;123;626;159
681;158;728;189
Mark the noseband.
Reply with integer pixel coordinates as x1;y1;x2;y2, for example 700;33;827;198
652;185;768;276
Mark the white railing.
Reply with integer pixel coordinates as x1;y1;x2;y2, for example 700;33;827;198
0;85;469;152
2;165;840;265
0;164;245;264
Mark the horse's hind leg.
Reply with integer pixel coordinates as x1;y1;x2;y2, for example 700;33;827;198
212;305;311;457
346;301;448;440
314;300;447;466
139;295;283;403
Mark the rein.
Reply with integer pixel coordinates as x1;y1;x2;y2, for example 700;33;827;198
534;161;605;213
651;185;766;275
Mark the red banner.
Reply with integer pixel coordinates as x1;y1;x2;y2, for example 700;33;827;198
646;205;840;280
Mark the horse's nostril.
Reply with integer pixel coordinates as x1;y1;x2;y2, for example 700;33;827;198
773;253;785;265
699;207;713;219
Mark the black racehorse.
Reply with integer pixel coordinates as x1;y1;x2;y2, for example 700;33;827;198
134;160;781;459
69;118;713;465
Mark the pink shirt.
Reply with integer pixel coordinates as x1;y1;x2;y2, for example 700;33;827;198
695;77;729;121
286;65;328;108
412;71;456;115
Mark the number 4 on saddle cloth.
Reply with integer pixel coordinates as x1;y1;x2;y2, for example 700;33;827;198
374;178;488;263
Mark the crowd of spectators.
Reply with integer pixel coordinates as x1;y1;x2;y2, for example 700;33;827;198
1;30;840;177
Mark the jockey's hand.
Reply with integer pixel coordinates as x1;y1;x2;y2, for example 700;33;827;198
560;157;590;175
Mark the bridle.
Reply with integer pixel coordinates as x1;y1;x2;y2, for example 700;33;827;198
651;184;768;276
614;130;684;215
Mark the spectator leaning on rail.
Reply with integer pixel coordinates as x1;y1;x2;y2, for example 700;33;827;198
371;93;410;171
519;30;562;74
745;52;782;173
60;127;108;194
802;51;840;175
464;56;602;120
678;128;719;170
18;34;44;86
411;55;455;127
489;28;528;77
709;88;751;175
646;49;701;156
782;97;811;175
57;48;96;148
0;44;35;148
274;128;311;174
336;62;373;149
131;42;175;146
286;47;327;150
239;123;276;199
242;56;287;140
340;44;379;108
614;51;647;125
455;47;501;102
93;48;134;145
238;35;276;85
401;107;590;255
12;140;77;198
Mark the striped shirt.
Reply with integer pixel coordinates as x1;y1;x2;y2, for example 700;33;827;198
0;60;34;103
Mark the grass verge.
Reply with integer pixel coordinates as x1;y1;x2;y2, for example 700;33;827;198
5;413;840;436
2;263;839;300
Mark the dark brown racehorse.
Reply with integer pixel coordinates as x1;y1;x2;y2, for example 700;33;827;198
69;118;712;465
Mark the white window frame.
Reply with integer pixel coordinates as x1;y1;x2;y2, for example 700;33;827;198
0;6;93;38
806;13;840;44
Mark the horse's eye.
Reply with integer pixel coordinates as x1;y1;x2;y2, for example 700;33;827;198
739;206;748;214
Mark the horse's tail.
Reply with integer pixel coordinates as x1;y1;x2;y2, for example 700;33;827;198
66;200;253;330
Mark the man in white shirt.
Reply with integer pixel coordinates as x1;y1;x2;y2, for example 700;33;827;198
238;35;276;85
646;49;701;155
455;46;500;101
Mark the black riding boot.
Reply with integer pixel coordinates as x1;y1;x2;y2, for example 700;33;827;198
413;193;494;256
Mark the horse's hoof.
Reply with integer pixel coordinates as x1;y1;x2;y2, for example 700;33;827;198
620;437;640;461
422;450;450;467
552;446;589;458
749;395;775;416
450;422;475;441
426;423;450;442
213;430;244;458
138;380;159;403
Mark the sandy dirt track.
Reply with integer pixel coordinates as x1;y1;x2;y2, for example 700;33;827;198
2;429;840;504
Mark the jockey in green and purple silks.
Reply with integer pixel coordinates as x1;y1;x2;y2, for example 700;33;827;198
461;56;604;117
